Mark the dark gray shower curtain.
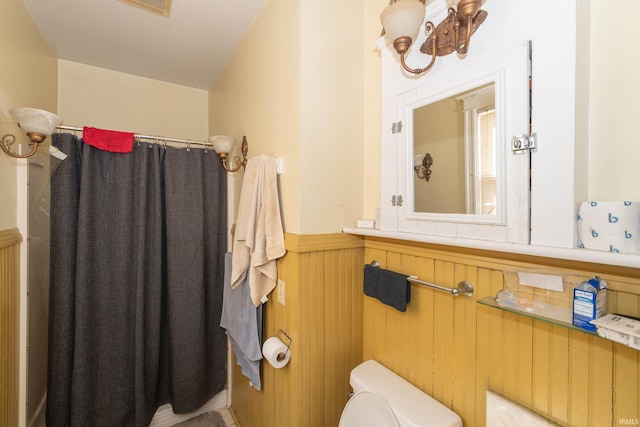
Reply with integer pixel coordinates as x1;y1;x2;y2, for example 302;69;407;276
47;133;228;427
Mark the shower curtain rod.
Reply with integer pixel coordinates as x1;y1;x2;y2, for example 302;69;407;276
56;125;210;147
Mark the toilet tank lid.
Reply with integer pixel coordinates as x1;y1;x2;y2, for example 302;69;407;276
350;360;462;427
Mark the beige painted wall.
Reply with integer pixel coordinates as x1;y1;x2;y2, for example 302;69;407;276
0;1;57;425
298;0;364;233
588;0;640;201
210;0;369;235
209;0;302;232
58;60;208;140
0;0;57;231
363;0;389;225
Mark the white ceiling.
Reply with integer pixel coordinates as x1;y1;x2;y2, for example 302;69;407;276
22;0;267;89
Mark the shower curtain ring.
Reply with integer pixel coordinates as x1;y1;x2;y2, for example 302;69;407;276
162;137;167;150
187;140;191;152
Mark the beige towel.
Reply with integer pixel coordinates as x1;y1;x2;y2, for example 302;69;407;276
231;154;286;306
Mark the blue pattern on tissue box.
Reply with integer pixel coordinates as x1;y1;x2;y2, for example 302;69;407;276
577;201;640;254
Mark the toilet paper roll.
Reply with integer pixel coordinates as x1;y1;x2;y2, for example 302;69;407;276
262;336;291;369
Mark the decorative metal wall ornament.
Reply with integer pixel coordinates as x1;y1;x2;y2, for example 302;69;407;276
381;0;488;76
420;3;488;56
415;153;433;181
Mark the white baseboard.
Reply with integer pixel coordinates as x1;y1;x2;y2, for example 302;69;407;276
148;390;227;427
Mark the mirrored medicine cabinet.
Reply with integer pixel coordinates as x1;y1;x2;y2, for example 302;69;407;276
380;42;531;244
344;2;640;268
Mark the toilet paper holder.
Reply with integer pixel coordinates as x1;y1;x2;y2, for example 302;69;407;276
276;329;292;362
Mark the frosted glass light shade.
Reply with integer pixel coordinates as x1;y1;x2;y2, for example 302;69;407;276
414;154;424;167
208;135;236;153
380;0;426;44
9;107;62;135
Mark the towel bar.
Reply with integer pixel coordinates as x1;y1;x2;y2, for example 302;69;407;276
369;260;474;298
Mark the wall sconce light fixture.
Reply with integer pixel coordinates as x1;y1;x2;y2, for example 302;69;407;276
209;135;249;172
1;107;63;158
381;0;488;75
414;153;433;181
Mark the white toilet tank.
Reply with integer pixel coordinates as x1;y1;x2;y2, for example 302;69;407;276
340;360;463;427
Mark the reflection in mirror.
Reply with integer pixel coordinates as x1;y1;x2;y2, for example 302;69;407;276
413;83;495;215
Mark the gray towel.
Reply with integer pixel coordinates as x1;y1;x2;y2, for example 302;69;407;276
363;264;410;312
220;252;263;390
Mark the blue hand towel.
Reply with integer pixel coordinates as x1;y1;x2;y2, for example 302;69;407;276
363;264;410;312
220;252;263;390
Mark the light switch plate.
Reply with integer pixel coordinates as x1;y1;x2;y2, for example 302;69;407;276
277;279;285;306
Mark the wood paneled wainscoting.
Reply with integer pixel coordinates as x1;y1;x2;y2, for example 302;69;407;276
229;233;364;427
363;237;640;427
229;233;640;426
0;228;23;427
